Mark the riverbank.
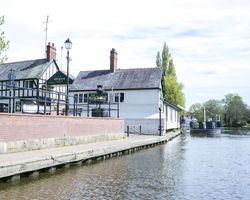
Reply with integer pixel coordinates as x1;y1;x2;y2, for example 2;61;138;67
0;130;181;183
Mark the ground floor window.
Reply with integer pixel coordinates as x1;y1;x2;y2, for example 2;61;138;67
0;103;8;112
114;93;124;103
16;101;21;112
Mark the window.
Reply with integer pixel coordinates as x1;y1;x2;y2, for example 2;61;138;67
74;94;78;103
0;82;2;96
24;81;28;88
115;93;119;103
24;80;34;88
170;108;173;122
114;93;124;103
120;93;124;102
84;93;88;103
79;94;83;103
29;81;34;88
16;101;21;112
0;103;8;112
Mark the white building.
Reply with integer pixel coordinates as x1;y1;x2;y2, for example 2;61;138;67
69;48;181;135
0;43;73;114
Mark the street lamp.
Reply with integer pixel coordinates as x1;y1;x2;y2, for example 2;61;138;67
64;38;72;116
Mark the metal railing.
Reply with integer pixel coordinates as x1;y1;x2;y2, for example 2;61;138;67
0;83;120;118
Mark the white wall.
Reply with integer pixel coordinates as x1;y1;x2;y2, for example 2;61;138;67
125;119;164;135
164;105;180;130
119;89;160;119
69;89;161;118
69;88;180;135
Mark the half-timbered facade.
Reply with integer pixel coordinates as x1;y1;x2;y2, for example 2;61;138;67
0;43;73;114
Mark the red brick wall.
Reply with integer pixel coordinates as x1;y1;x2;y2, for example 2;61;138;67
0;113;124;142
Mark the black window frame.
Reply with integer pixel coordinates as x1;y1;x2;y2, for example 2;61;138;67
79;94;83;103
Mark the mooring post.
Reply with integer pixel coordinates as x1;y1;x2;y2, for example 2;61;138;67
127;126;129;137
57;94;60;115
159;107;162;136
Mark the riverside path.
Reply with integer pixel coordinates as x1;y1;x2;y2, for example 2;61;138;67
0;131;181;182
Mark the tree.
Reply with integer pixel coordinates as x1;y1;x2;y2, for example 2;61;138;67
164;75;185;107
167;58;176;77
161;42;170;76
156;51;162;68
245;107;250;124
0;16;9;63
189;94;250;127
223;94;248;127
159;42;185;108
189;103;203;121
204;99;224;121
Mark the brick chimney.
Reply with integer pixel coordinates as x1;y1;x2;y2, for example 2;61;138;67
46;42;56;61
110;48;117;72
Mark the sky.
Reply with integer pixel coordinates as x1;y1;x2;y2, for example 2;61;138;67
1;0;250;109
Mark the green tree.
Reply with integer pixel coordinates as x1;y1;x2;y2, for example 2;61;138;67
161;42;170;76
156;51;161;68
223;94;248;127
204;99;224;121
167;58;176;77
176;82;185;107
189;103;203;121
245;107;250;124
189;94;250;127
0;16;9;63
160;42;185;108
164;74;185;107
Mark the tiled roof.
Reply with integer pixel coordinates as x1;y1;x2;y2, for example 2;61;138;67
0;59;52;81
70;67;162;91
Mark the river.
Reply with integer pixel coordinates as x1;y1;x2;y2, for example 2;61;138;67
1;128;250;200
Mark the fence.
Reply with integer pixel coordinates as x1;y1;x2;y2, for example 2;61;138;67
126;125;142;136
0;82;119;117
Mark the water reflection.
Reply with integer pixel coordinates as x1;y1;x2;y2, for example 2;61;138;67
221;127;250;135
0;138;186;200
1;133;250;199
190;132;221;138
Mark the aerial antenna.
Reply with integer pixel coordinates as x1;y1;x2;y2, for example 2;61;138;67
43;15;52;56
61;46;63;70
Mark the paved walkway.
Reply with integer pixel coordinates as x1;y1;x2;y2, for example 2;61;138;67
0;131;181;179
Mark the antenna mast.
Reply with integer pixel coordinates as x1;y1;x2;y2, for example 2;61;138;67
43;16;51;56
61;46;63;70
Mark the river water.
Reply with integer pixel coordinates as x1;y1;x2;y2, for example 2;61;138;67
1;128;250;200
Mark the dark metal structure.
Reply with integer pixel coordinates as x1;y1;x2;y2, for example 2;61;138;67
0;82;66;115
64;38;72;116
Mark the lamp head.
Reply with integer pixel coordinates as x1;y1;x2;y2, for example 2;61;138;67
64;38;72;50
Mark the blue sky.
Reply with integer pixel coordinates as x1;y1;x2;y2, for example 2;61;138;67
1;0;250;109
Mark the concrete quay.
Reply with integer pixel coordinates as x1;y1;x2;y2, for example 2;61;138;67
0;131;181;183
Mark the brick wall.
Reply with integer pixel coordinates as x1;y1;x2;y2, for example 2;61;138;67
0;113;124;153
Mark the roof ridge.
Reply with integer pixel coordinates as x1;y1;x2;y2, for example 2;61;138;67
119;67;159;70
79;69;110;73
0;58;46;66
78;67;159;73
